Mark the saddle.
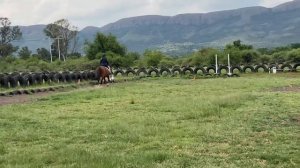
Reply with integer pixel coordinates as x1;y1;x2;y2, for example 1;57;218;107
100;66;111;73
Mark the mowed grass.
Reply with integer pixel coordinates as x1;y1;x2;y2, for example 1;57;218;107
0;74;300;167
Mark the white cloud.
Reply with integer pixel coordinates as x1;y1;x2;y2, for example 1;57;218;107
0;0;292;29
259;0;293;7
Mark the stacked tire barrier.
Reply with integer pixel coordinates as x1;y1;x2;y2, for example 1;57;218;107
113;63;300;77
1;63;299;89
0;71;96;89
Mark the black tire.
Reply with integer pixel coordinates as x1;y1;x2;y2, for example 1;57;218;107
136;68;148;76
293;63;300;72
281;64;293;72
13;90;23;95
0;75;9;88
42;73;51;83
18;74;29;87
81;71;89;80
194;66;207;75
228;74;240;77
206;66;216;74
70;73;78;82
182;67;194;75
23;90;31;94
231;66;243;73
8;75;18;88
147;68;160;77
28;74;36;85
125;69;136;76
34;73;44;84
49;72;59;83
113;69;124;77
71;72;82;82
219;65;228;74
242;65;255;73
88;71;97;80
159;67;171;76
55;73;65;83
205;73;212;77
11;72;20;76
64;72;72;82
76;72;83;81
171;67;182;76
255;65;268;73
0;92;8;96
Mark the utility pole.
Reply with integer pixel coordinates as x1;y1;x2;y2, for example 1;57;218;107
215;54;219;75
228;54;232;76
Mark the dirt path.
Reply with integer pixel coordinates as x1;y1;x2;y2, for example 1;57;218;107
271;85;300;92
0;84;110;106
0;92;57;106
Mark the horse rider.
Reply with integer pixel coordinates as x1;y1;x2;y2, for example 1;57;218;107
100;53;115;82
100;53;111;72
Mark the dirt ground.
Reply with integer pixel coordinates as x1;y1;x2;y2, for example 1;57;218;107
0;92;56;106
271;85;300;92
0;84;109;106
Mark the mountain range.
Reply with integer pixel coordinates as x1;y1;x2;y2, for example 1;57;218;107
13;0;300;55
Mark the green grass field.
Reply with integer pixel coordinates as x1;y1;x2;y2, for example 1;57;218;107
0;74;300;167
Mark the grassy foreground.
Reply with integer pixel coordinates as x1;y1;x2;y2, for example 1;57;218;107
0;74;300;167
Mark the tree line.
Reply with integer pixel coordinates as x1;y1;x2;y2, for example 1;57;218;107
1;18;300;73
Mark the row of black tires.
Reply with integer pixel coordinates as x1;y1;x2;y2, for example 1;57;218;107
1;64;299;88
0;86;63;96
0;71;97;88
114;63;300;76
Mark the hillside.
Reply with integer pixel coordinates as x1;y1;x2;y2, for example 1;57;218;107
13;0;300;55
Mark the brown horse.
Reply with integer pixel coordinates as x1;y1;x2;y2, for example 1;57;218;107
96;66;112;84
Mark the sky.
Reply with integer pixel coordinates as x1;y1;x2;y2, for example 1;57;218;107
0;0;292;30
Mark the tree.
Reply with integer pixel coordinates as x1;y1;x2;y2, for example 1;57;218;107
224;41;254;65
18;46;32;59
191;48;219;66
272;51;288;63
68;52;82;59
224;47;242;65
123;52;140;67
143;50;165;67
288;49;300;63
290;43;300;49
159;57;175;68
0;17;22;57
259;54;271;64
241;50;260;64
36;48;51;61
44;19;78;61
85;33;127;60
226;40;253;50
